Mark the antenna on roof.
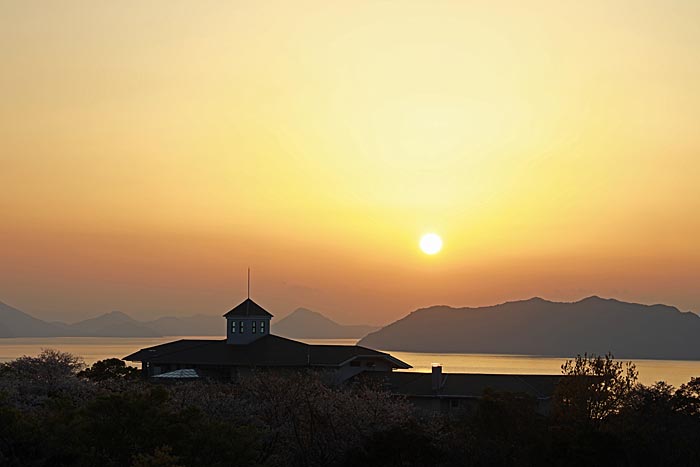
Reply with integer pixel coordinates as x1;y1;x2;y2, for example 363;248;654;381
247;267;250;299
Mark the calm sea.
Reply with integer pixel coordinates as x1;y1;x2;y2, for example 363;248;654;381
1;336;698;387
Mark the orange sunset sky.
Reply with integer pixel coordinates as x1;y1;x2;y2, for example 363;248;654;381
1;1;699;324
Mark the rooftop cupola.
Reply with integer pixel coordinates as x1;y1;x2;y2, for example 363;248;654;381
224;298;273;345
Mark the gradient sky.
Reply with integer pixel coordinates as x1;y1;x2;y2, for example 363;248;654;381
1;1;699;324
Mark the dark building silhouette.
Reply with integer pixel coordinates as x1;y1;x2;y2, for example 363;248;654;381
124;297;563;412
357;364;561;413
124;297;410;382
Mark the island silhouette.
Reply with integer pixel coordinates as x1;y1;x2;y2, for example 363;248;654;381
359;296;700;360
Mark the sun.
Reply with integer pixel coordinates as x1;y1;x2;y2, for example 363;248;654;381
420;233;443;255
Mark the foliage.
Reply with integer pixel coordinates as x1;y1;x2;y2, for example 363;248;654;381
675;377;700;416
3;348;85;383
78;358;140;381
469;390;547;466
238;371;414;467
0;349;92;410
611;380;700;466
132;446;184;467
0;349;699;467
341;421;443;467
552;352;638;426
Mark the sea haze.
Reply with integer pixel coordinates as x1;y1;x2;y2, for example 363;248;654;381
0;301;377;339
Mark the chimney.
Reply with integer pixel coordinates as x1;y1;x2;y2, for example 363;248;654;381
431;364;443;391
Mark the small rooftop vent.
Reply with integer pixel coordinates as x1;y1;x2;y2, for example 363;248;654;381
431;364;443;391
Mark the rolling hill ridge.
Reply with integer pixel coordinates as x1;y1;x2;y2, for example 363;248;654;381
358;296;700;360
273;308;379;339
0;301;377;339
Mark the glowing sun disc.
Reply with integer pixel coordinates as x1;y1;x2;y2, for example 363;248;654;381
420;233;443;255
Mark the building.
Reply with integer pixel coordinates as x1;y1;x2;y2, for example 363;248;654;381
124;297;563;411
357;365;562;414
124;298;411;383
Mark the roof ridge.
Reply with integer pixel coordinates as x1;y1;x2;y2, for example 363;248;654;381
123;339;220;361
223;298;274;318
514;374;543;397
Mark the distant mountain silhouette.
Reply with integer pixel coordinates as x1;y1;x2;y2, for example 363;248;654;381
358;296;700;360
0;301;70;337
273;308;379;339
146;314;222;336
70;311;161;337
0;301;375;339
0;304;164;338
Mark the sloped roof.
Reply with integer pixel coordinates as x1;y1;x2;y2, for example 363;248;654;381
307;344;409;368
359;372;561;399
123;334;411;369
223;298;274;318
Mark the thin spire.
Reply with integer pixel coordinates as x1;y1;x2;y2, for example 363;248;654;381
247;267;250;299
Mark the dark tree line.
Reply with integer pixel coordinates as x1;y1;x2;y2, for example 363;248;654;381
1;350;699;467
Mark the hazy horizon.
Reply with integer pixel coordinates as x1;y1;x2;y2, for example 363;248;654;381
2;1;699;325
4;293;698;328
